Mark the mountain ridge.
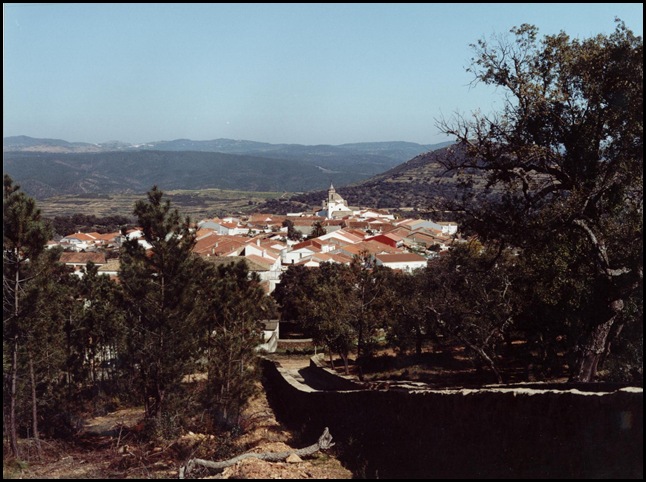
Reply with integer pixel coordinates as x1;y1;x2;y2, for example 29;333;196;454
3;135;450;155
3;135;455;200
255;143;476;218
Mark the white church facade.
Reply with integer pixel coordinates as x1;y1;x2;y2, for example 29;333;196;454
317;184;353;219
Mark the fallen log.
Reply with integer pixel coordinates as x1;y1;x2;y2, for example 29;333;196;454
179;427;334;478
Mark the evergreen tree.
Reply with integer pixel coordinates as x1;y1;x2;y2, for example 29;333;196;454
311;262;356;374
3;175;52;457
426;243;520;384
282;219;304;241
70;262;126;389
275;261;394;373
195;259;275;430
388;268;436;357
310;221;327;238
347;256;394;361
118;186;200;425
272;264;320;331
21;247;74;442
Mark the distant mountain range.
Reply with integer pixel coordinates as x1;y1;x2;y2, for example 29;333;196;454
3;135;453;199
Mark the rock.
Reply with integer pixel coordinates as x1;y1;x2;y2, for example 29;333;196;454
286;453;303;463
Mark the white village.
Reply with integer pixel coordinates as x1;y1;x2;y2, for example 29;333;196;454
54;184;459;296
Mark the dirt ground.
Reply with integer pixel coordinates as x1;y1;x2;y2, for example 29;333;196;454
331;343;571;388
4;347;572;479
4;354;352;479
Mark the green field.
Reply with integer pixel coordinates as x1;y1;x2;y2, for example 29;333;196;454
38;189;292;220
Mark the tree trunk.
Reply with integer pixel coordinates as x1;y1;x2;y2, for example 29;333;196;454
357;321;364;359
28;350;42;457
180;427;335;478
475;346;503;384
572;302;622;382
66;313;73;402
9;335;21;458
340;352;350;375
89;339;96;384
415;326;423;357
142;368;152;419
459;334;503;384
155;377;165;421
9;264;21;458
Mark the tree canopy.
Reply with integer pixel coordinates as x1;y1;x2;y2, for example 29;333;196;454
3;175;55;457
437;20;643;382
118;186;201;424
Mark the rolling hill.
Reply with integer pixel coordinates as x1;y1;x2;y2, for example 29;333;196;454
255;143;483;218
3;136;451;200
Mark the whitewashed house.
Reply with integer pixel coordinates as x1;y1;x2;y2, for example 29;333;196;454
374;253;428;273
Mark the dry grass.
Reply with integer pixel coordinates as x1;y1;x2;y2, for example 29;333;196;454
4;377;351;480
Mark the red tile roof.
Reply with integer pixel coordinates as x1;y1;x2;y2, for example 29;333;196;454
63;232;97;241
244;254;277;270
59;252;107;265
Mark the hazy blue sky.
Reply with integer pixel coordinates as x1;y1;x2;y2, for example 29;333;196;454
3;3;643;146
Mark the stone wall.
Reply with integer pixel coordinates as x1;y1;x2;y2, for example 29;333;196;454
307;354;366;391
261;358;643;479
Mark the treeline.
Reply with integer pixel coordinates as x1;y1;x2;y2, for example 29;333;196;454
4;178;276;460
2;149;374;200
48;213;134;237
274;244;643;385
273;19;644;386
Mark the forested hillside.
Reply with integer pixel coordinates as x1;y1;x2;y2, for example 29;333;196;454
3;150;355;199
3;138;448;200
257;143;483;218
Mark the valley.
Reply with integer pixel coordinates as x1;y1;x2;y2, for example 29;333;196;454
37;189;291;220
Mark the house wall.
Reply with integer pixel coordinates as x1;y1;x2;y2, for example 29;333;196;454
244;244;264;257
376;260;427;272
255;269;282;282
261;358;643;479
437;222;459;235
322;223;343;234
292;224;314;236
61;240;90;251
281;248;314;265
198;221;220;231
233;227;249;236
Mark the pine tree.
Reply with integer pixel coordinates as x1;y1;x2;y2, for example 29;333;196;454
3;175;52;457
21;247;73;442
118;186;200;425
70;262;126;388
195;259;275;430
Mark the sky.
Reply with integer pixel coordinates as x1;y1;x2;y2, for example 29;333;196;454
3;3;643;146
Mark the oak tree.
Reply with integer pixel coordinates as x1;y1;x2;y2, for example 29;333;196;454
437;21;643;382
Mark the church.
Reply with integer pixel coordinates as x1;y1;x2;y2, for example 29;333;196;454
318;184;353;219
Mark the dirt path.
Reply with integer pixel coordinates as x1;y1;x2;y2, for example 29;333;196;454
83;407;145;436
